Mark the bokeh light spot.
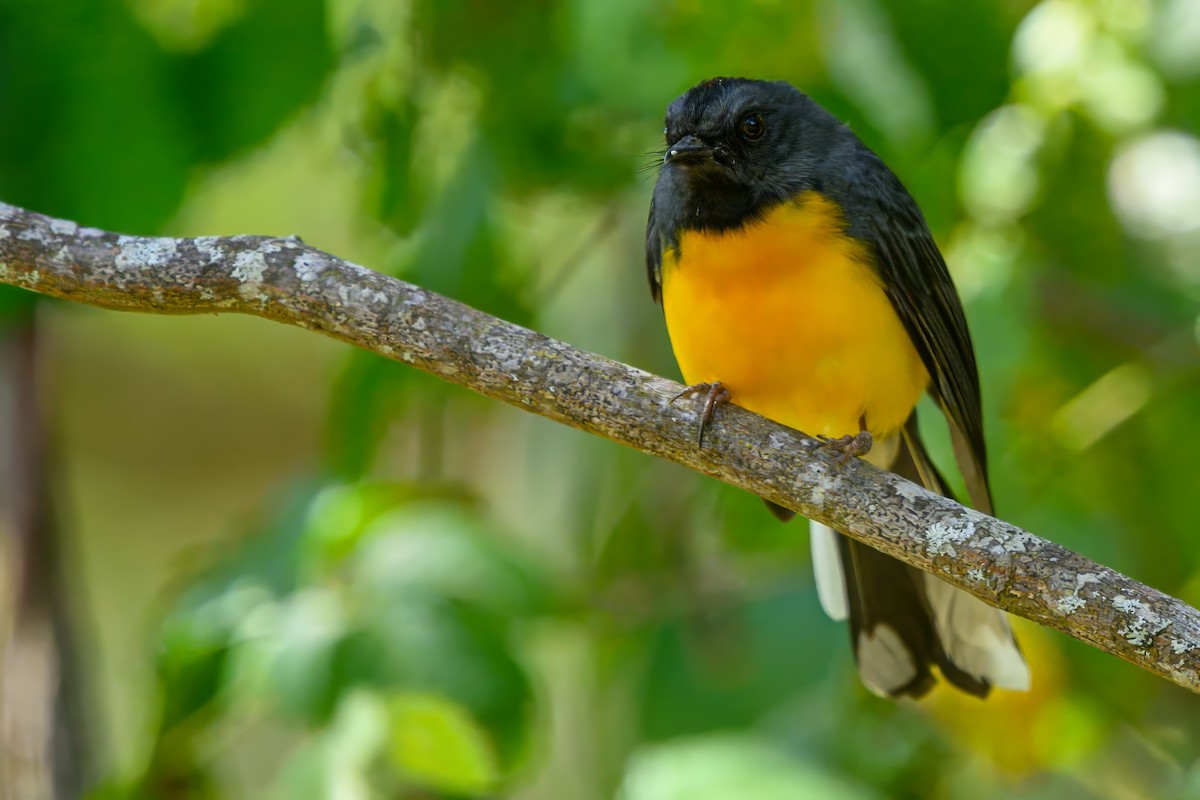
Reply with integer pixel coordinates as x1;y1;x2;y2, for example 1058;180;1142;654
1108;131;1200;239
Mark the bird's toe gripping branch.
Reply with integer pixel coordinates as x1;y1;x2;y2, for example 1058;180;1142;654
671;380;732;447
816;430;874;467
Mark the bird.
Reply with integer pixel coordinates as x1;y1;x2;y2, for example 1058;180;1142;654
645;77;1030;698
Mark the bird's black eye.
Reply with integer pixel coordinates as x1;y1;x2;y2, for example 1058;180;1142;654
739;114;765;141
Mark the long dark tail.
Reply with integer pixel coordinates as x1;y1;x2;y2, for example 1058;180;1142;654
780;415;1029;698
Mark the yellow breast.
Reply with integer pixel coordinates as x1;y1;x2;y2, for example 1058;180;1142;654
661;192;929;440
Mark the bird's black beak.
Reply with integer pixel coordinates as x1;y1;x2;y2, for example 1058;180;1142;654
664;135;712;165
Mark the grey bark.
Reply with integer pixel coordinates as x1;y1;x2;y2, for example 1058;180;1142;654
1;201;1197;694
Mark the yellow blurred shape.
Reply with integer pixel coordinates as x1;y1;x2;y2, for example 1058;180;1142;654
926;619;1070;775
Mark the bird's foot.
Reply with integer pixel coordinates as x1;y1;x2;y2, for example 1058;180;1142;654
671;381;731;446
816;431;873;466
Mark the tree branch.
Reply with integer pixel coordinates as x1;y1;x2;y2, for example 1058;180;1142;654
1;201;1197;693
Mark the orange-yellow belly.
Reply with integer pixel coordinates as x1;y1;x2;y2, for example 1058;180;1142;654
661;193;928;440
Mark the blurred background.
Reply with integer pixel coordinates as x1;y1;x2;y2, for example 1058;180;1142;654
1;0;1199;797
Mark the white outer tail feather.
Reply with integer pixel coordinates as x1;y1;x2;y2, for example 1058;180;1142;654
857;625;918;698
810;522;1031;693
810;521;848;621
922;573;1031;691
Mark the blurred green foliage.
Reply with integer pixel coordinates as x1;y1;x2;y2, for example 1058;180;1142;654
2;0;1199;797
130;486;548;797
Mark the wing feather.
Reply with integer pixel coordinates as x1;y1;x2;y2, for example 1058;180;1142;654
646;196;664;304
829;151;993;513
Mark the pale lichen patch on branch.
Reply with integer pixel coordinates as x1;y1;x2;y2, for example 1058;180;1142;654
1054;593;1087;615
767;430;798;451
294;252;325;282
231;247;274;300
801;472;840;515
49;217;79;236
1047;572;1103;616
926;520;975;557
1113;595;1171;647
195;236;225;266
893;478;932;503
228;253;266;284
115;236;177;271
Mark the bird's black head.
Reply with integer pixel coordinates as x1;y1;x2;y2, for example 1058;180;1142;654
652;78;849;235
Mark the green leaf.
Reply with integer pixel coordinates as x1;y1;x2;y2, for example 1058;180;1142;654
154;580;273;730
639;580;837;741
0;0;192;230
386;692;499;796
172;0;333;163
268;588;347;723
619;734;876;800
351;502;550;616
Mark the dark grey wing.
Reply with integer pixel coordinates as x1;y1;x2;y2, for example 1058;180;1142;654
646;196;664;304
832;151;993;514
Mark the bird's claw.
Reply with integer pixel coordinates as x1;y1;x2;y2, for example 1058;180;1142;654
816;431;873;466
671;381;731;446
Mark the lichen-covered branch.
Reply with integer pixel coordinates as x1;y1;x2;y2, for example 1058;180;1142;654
1;201;1197;693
